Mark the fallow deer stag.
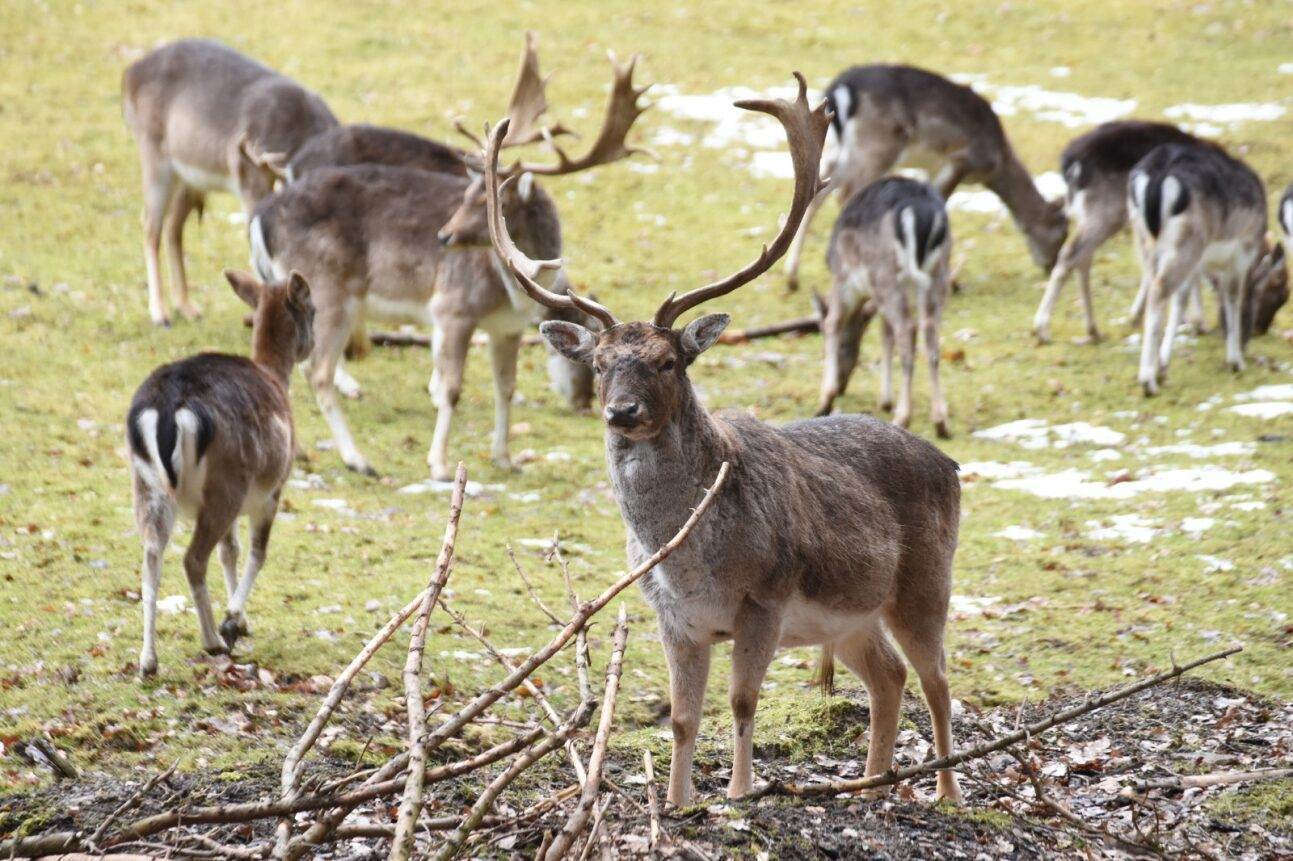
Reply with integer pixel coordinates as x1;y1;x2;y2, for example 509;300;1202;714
127;269;314;677
784;64;1067;291
249;35;650;477
816;177;953;438
1129;143;1286;395
485;76;964;806
122;39;337;325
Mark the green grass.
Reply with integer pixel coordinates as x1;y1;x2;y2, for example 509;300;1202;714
1;0;1290;794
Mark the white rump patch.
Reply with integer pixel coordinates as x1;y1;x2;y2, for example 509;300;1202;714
1130;173;1150;214
1280;199;1293;237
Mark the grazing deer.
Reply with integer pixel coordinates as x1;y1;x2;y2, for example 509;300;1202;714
249;34;649;477
127;269;314;677
784;64;1066;290
1128;143;1285;395
122;39;337;326
485;77;964;806
1032;121;1203;344
816;177;952;437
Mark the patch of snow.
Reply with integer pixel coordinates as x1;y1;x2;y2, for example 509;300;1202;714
651;83;797;150
1234;383;1293;401
1231;501;1266;512
156;595;188;615
1228;402;1293;419
517;537;597;556
994;525;1043;541
749;150;794;179
1089;448;1123;462
974;419;1125;449
1144;441;1255;458
1197;555;1235;573
1049;66;1071;78
950;595;1001;617
1280;63;1293;75
993;465;1274;500
1180;517;1215;535
960;460;1039;480
1164;102;1287;128
312;499;351;511
953;75;1137;128
1086;514;1158;544
398;480;505;497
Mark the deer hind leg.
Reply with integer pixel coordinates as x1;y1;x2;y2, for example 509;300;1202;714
878;316;895;413
1187;273;1208;334
1035;228;1102;344
662;634;711;807
487;332;522;470
1140;253;1198;395
139;153;176;326
835;620;907;794
894;317;917;430
133;477;175;678
311;300;374;475
816;288;872;416
1159;282;1189;368
218;527;240;603
884;594;962;803
221;491;278;649
184;502;241;656
728;602;780;799
1218;270;1246;372
922;291;950;438
164;187;203;320
427;317;475;481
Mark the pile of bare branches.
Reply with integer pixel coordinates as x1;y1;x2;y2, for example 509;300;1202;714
0;463;730;860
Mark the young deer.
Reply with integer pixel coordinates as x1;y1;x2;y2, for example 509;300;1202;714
816;177;953;437
485;77;964;806
1128;143;1285;395
249;35;649;477
1032;121;1203;344
784;64;1066;290
122;39;338;326
127;269;314;677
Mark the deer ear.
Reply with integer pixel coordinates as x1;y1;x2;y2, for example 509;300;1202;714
287;270;313;309
539;320;596;365
516;172;535;202
681;313;730;360
224;269;262;309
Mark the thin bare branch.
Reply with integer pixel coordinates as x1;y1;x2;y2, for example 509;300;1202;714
643;750;662;851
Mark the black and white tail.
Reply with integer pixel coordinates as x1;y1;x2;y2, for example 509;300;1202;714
127;397;214;494
896;199;948;275
1130;171;1190;238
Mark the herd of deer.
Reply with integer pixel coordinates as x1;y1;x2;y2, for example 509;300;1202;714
118;35;1289;808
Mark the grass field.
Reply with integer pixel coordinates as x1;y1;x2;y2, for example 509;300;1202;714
1;0;1290;800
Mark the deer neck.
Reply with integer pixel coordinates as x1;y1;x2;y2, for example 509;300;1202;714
986;147;1050;236
605;379;729;549
250;321;296;385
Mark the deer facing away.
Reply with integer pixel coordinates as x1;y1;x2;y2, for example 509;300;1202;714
784;64;1066;291
247;34;648;478
817;176;953;438
1128;143;1285;395
122;39;338;326
485;77;964;806
127;269;314;677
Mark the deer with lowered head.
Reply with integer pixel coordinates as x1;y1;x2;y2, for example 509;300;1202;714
816;176;953;437
122;39;337;326
784;64;1067;291
126;269;314;677
1128;142;1286;395
485;76;964;806
248;34;650;478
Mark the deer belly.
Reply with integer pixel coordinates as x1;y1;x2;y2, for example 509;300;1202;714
896;142;949;176
478;303;533;338
362;294;434;327
779;595;873;647
172;160;237;195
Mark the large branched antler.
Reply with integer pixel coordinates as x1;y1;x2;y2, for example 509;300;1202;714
653;73;830;328
484;119;619;330
455;32;574;152
512;51;654;177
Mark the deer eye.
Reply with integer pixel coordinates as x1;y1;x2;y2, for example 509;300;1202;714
660;359;675;373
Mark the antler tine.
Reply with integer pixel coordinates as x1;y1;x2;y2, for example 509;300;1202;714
516;50;654;177
653;72;830;328
501;31;576;148
484;119;619;330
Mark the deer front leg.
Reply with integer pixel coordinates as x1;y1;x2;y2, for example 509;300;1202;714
487;331;522;470
218;528;240;602
134;484;175;678
427;318;474;482
139;155;176;326
728;602;780;798
1218;271;1246;372
894;318;917;430
923;306;950;439
662;634;711;807
311;307;374;475
878;317;895;413
1187;273;1208;334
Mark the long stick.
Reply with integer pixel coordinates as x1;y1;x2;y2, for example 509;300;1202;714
643;750;661;851
543;605;629;861
431;699;597;861
716;315;819;344
392;463;468;861
754;646;1242;798
1132;767;1292;792
85;762;177;852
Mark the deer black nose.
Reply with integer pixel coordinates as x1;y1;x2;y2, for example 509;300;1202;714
604;401;641;427
437;230;455;246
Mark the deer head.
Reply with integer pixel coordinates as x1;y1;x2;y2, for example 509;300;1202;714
224;269;315;377
483;73;830;440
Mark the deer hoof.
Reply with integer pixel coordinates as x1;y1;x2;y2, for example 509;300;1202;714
934;420;951;439
220;616;249;649
347;461;379;478
1032;325;1051;345
204;641;230;657
138;655;158;678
